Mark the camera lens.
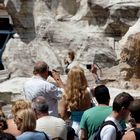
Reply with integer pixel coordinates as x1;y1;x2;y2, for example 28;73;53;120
86;64;92;69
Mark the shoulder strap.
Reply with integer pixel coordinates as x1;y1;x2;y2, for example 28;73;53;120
100;121;118;132
42;132;50;140
133;128;140;140
99;121;118;140
102;121;125;140
34;131;50;140
91;121;118;140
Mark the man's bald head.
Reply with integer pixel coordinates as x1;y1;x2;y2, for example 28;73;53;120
33;61;49;75
32;96;49;113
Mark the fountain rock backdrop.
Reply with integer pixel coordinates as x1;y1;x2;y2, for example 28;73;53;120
1;0;140;82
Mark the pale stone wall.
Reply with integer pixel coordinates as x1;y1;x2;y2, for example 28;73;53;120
0;0;139;82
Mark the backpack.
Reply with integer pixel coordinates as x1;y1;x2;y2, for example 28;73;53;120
89;120;124;140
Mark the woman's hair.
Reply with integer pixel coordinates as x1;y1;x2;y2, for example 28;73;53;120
129;99;140;123
113;92;134;112
63;66;89;110
16;108;36;132
0;110;8;131
0;132;16;140
12;99;31;116
0;110;6;118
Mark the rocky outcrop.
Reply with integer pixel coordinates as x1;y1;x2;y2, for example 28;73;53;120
0;77;27;104
70;0;140;36
1;0;140;112
5;0;36;43
119;18;140;47
1;0;116;78
0;0;139;83
118;11;140;80
120;33;140;79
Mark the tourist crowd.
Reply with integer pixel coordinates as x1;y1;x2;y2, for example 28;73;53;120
0;59;140;140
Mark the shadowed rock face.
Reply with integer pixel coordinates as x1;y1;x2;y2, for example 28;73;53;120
0;0;139;80
104;21;130;37
0;0;140;100
0;0;4;3
86;4;109;26
5;0;36;43
120;33;140;79
61;0;79;15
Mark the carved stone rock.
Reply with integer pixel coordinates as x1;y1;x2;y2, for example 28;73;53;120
0;0;139;83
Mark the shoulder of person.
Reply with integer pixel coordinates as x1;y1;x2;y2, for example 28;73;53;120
45;81;58;90
101;122;117;132
100;119;119;133
50;115;66;123
90;120;117;140
81;106;99;122
100;123;117;140
122;131;135;140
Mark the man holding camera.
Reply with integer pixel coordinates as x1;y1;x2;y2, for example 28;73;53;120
23;61;64;117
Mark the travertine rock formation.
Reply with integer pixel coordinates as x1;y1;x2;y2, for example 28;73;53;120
119;18;140;47
5;0;36;43
118;17;140;81
120;33;140;79
0;0;140;82
1;0;140;112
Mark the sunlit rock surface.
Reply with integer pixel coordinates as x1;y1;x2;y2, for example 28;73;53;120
0;0;139;100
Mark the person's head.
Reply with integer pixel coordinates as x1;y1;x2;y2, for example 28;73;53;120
33;61;49;79
14;108;36;132
113;92;134;119
0;132;16;140
64;66;88;110
129;99;140;124
94;85;110;105
67;66;88;90
68;50;75;61
32;96;49;118
12;99;31;117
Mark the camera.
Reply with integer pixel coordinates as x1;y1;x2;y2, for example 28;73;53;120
86;64;92;70
48;71;53;77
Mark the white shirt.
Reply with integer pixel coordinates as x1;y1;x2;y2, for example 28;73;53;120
23;76;62;117
36;116;67;140
100;116;122;140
